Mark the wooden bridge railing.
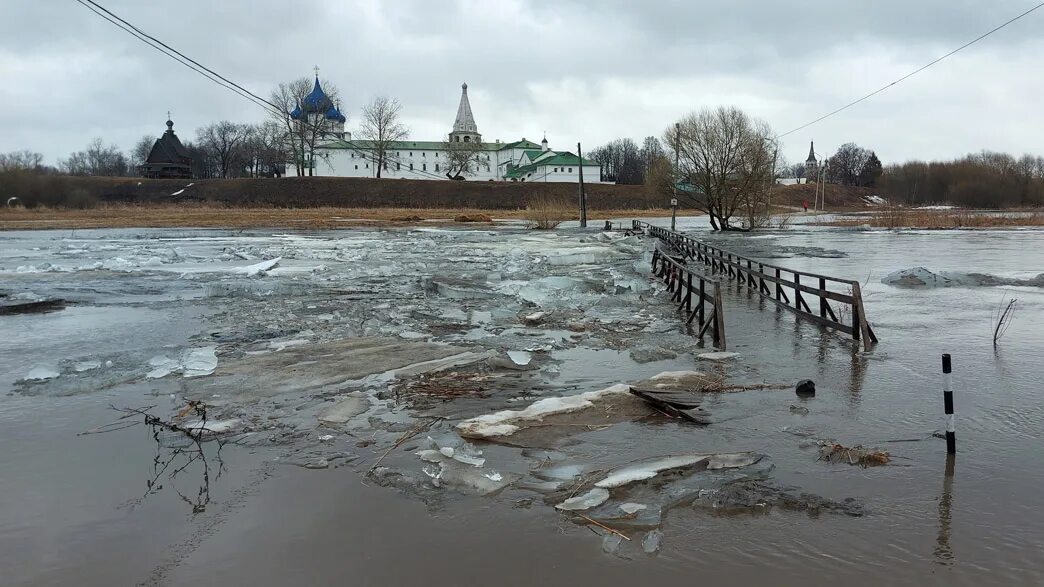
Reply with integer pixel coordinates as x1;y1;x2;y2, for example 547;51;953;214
650;245;726;350
634;220;877;350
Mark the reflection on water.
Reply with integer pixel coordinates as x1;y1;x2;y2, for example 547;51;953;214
935;454;956;566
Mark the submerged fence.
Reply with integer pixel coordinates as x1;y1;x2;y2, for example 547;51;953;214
651;246;727;349
634;220;877;350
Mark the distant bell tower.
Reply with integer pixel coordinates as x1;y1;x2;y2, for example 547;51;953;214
449;83;481;144
805;141;818;179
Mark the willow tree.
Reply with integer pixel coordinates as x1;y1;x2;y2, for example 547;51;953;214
666;106;776;231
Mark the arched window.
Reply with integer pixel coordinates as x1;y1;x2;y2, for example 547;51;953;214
454;136;460;143
463;136;471;143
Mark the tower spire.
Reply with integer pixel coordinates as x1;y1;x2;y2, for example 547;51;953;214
806;141;816;163
453;82;477;134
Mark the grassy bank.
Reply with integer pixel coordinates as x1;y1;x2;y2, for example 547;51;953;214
0;174;675;210
0;203;688;231
818;208;1044;229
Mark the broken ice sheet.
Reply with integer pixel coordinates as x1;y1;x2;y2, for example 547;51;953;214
23;366;60;381
146;347;218;379
596;453;762;489
232;257;281;276
456;384;632;439
642;529;663;554
556;487;610;511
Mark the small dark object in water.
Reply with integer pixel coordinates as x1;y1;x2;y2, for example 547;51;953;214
795;380;816;397
0;299;66;315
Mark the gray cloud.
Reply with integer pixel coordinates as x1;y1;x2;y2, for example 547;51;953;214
1;0;1042;167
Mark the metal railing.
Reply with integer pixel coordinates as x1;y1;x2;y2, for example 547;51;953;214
634;220;877;350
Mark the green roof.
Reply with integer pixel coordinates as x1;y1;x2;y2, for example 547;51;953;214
504;151;598;179
521;149;543;162
320;139;501;151
532;152;598;166
498;139;543;151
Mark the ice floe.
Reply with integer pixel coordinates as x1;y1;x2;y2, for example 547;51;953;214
556;487;611;511
23;366;61;381
456;384;631;439
146;347;218;379
596;453;761;489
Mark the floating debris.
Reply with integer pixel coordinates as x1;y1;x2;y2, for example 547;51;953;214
0;298;66;315
796;379;816;397
818;442;890;467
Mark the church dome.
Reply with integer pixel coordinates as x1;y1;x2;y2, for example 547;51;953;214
325;105;346;123
301;77;333;113
290;103;303;120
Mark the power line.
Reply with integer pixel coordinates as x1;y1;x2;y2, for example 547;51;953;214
75;0;275;114
777;2;1044;138
75;0;543;182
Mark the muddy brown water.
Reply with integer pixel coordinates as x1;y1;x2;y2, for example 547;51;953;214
1;223;1043;585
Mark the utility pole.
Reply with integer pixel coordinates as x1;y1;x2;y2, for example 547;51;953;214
577;142;587;228
672;123;680;231
765;137;778;219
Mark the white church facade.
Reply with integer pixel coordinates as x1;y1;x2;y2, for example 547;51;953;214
290;81;603;183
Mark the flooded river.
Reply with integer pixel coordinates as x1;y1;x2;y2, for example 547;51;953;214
1;220;1042;585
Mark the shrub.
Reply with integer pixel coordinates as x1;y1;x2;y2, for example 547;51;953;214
524;195;573;229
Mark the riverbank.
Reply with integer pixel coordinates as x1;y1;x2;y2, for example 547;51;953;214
816;208;1044;229
0;203;691;231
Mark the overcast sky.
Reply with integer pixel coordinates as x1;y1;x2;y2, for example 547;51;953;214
2;1;1042;168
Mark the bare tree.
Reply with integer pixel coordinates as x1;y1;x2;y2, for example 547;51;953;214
197;121;251;178
61;138;129;176
829;143;872;186
640;136;666;180
0;150;44;172
442;137;486;179
358;96;409;178
131;135;155;169
242;121;287;177
665;106;775;231
589;138;644;184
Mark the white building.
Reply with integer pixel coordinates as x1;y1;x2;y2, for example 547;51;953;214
291;81;602;183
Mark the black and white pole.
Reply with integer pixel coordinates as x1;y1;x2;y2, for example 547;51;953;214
942;354;956;454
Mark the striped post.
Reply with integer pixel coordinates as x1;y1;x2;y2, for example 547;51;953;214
942;354;956;454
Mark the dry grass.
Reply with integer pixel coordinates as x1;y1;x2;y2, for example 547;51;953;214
523;195;575;229
820;208;1044;229
0;202;687;231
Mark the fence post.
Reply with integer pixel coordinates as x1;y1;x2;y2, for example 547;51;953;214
713;282;726;350
819;277;827;317
699;278;706;327
942;354;956;454
686;273;693;312
794;273;803;310
775;268;782;301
